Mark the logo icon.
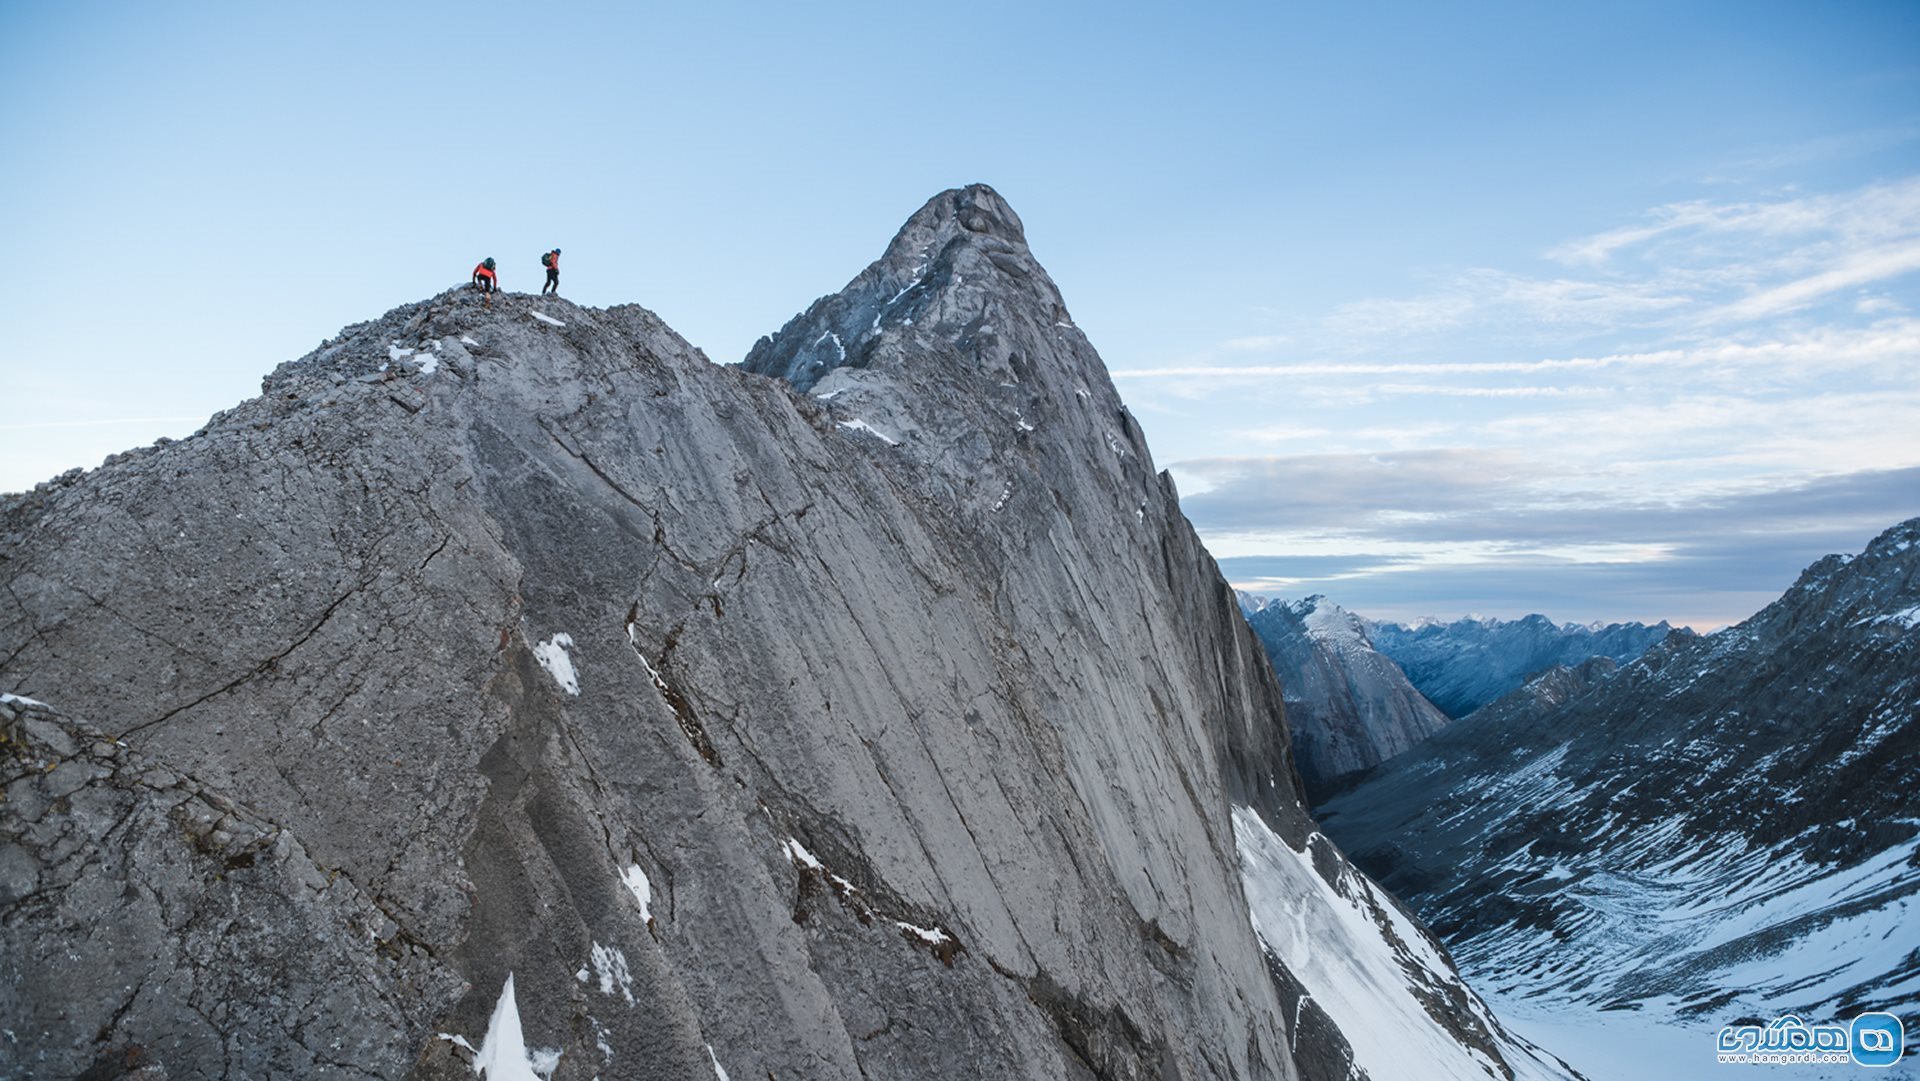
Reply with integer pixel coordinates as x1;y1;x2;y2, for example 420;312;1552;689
1851;1012;1905;1068
1715;1011;1906;1067
1717;1014;1849;1063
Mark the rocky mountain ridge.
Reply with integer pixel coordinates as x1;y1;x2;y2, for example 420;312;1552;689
1365;612;1672;718
0;186;1568;1081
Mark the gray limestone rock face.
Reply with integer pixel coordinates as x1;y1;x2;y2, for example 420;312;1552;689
0;695;462;1079
1;186;1538;1081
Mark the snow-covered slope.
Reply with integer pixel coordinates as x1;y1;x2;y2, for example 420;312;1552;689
1242;595;1451;798
1231;808;1580;1081
1367;613;1670;718
1317;520;1920;1078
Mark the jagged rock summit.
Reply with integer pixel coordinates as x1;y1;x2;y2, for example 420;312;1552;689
745;184;1050;391
2;186;1567;1081
741;184;1127;520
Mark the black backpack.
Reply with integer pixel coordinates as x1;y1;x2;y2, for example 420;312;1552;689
540;251;554;268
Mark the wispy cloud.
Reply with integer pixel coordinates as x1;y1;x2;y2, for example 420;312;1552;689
1698;125;1920;181
1371;383;1610;398
1126;181;1920;406
1112;318;1920;382
1292;178;1920;347
1171;448;1549;531
1547;177;1920;267
1475;390;1920;476
1235;423;1334;443
1325;270;1690;338
1709;240;1920;321
1234;421;1456;446
1128;176;1920;626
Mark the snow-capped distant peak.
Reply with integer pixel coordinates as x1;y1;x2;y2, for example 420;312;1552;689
1243;595;1451;793
1288;595;1373;651
1234;590;1273;616
1366;611;1671;718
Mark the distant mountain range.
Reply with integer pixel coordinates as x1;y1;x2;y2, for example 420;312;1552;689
1365;613;1672;718
1315;518;1920;1076
1236;593;1670;802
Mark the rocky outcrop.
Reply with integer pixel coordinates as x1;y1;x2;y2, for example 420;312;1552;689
1241;595;1450;799
1317;520;1920;1066
0;187;1562;1080
1366;613;1670;718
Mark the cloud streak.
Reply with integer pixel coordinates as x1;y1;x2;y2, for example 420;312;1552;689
1194;464;1919;627
1547;176;1920;267
1113;318;1920;381
1175;454;1920;547
1709;240;1920;321
1122;176;1920;626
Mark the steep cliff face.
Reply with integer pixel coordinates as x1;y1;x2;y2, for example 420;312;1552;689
1367;614;1670;719
1317;520;1920;1069
0;186;1561;1081
1240;595;1451;799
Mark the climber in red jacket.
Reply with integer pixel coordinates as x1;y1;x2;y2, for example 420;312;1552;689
473;258;499;307
541;249;561;296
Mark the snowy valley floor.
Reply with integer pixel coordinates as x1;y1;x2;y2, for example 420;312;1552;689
1484;993;1722;1081
1482;992;1891;1081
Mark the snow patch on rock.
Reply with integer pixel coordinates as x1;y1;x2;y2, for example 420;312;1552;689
532;633;579;696
622;864;652;923
895;920;953;947
837;419;899;445
468;974;546;1081
578;941;634;1005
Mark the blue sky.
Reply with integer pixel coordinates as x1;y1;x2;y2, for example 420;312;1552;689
2;2;1915;628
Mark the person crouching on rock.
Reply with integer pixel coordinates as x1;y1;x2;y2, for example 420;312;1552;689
541;248;561;296
473;257;499;306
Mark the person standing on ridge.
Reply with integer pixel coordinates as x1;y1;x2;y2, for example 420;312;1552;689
472;257;499;307
541;248;561;296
